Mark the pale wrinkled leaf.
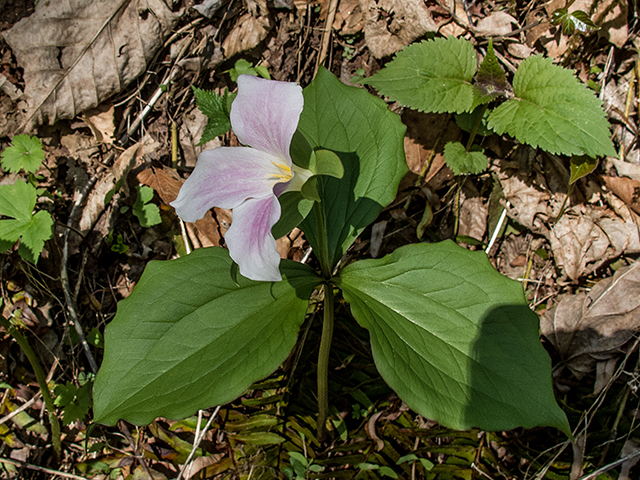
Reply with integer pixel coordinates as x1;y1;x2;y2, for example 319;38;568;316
2;0;179;129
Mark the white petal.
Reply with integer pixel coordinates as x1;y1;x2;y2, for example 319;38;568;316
171;147;284;223
225;195;282;282
231;75;303;163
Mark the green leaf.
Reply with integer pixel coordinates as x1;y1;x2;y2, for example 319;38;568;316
336;241;570;434
311;149;344;178
272;191;314;239
192;87;233;144
569;155;598;184
132;186;161;227
298;68;407;269
473;38;511;106
455;106;492;137
487;55;615;158
551;8;599;35
1;135;45;174
363;37;477;114
53;381;92;425
443;142;489;175
0;181;53;263
93;247;321;425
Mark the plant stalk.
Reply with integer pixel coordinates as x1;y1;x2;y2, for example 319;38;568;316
0;317;61;456
465;104;489;152
313;184;332;279
317;283;334;442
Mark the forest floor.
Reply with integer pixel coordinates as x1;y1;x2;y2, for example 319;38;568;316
1;0;640;479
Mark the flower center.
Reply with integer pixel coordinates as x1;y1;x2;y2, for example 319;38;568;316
267;160;293;184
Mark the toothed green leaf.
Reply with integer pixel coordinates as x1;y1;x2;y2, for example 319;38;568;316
487;55;615;157
1;135;45;174
363;37;477;114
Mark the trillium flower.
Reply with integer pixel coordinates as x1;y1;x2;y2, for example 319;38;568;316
171;75;310;282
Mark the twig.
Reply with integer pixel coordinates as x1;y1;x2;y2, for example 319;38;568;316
0;394;39;426
176;405;221;480
0;457;89;480
61;176;99;374
485;201;510;253
314;0;340;76
577;450;640;480
18;0;132;132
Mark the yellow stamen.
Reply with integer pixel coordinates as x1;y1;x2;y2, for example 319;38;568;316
267;160;293;183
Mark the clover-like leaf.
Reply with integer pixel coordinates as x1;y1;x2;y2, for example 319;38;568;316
443;141;489;175
1;135;45;174
363;37;477;114
192;87;234;145
336;241;570;435
132;185;161;228
93;247;321;425
0;180;53;263
487;55;615;158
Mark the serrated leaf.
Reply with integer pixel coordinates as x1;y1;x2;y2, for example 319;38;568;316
1;135;45;174
363;37;477;114
93;247;321;425
487;55;615;157
473;38;511;105
298;68;407;269
551;8;599;35
569;155;598;184
192;87;232;144
443;142;489;175
0;181;53;262
336;241;570;434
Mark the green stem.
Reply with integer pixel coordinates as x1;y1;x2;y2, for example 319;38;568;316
555;182;575;223
0;317;61;456
317;283;334;442
313;190;332;279
465;104;489;152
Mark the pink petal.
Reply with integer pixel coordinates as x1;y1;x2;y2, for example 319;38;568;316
231;75;303;163
225;195;282;282
171;147;285;222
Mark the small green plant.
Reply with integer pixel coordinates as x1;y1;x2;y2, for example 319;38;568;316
229;58;271;82
108;233;129;254
53;374;93;425
132;185;161;227
362;36;615;176
283;451;324;479
192;86;235;144
0;135;53;263
551;0;599;36
0;134;45;174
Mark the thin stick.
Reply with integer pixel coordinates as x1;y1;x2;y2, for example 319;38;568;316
314;0;340;76
176;405;222;480
0;457;89;480
0;394;39;426
61;176;99;374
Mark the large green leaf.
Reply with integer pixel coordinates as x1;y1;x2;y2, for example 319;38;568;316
93;247;321;425
362;37;477;114
336;241;570;434
298;68;407;270
487;55;615;157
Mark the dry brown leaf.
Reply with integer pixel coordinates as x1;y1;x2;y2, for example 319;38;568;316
360;0;437;59
222;14;273;58
475;11;518;37
603;175;640;216
335;0;363;35
458;181;486;242
2;0;179;130
609;158;640;181
498;169;553;231
541;261;640;380
82;102;115;144
137;165;226;248
548;205;640;280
